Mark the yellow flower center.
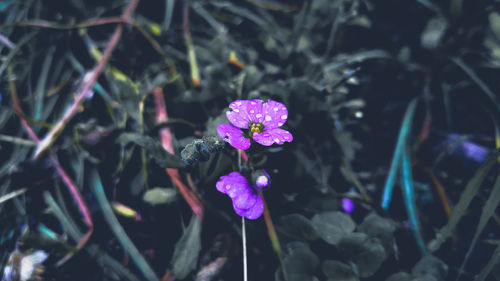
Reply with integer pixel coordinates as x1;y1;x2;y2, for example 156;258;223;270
249;122;264;136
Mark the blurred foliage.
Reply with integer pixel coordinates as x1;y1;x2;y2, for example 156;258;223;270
1;0;500;280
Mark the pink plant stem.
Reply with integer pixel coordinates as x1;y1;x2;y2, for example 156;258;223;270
9;73;93;266
153;87;204;222
240;150;249;163
33;0;139;159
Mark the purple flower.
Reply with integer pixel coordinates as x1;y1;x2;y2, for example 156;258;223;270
342;198;355;214
217;99;293;150
216;171;265;219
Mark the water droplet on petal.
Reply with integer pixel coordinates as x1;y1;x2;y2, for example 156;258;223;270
265;116;272;121
281;114;287;120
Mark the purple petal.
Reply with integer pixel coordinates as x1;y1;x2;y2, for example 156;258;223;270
215;172;264;219
216;172;248;195
261;100;288;129
217;123;251;150
226;99;264;128
234;196;263;220
232;187;259;210
252;128;293;146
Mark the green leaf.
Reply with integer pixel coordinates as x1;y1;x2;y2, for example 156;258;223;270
338;233;386;278
385;272;412;281
311;211;355;245
411;255;448;281
281;243;319;281
322;260;359;281
118;133;184;169
171;215;202;279
357;212;396;252
278;213;319;241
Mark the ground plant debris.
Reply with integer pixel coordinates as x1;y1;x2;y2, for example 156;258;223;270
1;0;500;281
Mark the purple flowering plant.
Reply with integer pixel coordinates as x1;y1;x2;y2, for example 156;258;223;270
216;172;265;219
217;99;293;150
215;99;292;219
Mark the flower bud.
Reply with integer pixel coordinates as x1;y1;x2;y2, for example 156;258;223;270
252;169;271;191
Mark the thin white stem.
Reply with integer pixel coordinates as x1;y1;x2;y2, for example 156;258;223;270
242;216;248;281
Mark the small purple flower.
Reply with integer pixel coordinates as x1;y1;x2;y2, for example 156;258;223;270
342;198;355;214
217;99;293;150
216;171;265;219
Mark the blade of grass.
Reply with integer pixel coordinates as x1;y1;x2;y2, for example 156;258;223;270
476;243;500;281
192;2;226;34
163;0;175;31
428;148;500;252
44;191;83;240
8;17;127;29
0;144;30;177
0;180;10;213
400;149;427;255
89;169;159;281
0;31;38;78
451;57;500;112
381;99;419;210
0;188;27;205
0;134;36;146
183;3;200;87
34;45;55;119
456;173;500;281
